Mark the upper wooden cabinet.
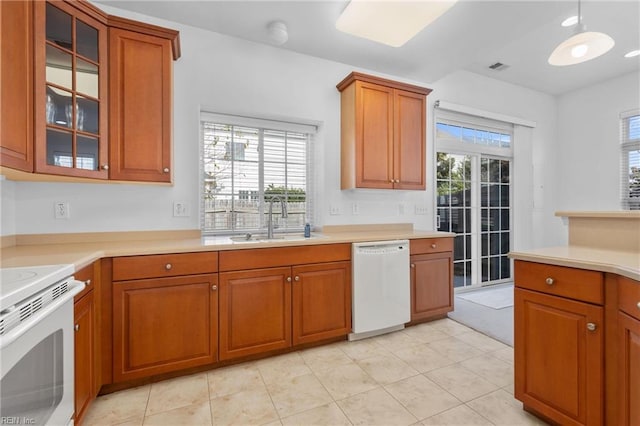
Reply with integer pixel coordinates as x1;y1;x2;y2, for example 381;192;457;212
0;1;34;172
337;72;431;190
0;0;179;183
34;1;109;178
108;25;174;182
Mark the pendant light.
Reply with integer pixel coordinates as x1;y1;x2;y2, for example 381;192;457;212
548;0;614;66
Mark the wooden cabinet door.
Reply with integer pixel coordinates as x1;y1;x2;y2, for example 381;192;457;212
219;267;292;360
0;0;33;172
74;290;94;425
618;312;640;426
356;81;394;189
113;274;217;382
410;252;453;321
109;28;172;182
292;262;351;345
394;89;425;190
515;288;603;426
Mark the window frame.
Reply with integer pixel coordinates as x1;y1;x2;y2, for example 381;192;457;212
200;112;316;235
621;110;640;210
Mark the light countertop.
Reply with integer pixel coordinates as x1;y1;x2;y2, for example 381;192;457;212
509;246;640;281
0;228;454;270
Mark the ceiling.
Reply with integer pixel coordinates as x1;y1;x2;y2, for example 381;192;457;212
96;0;640;95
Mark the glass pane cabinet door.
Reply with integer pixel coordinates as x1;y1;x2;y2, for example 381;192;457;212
35;1;108;178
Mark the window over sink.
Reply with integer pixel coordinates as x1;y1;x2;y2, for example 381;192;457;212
200;112;316;234
621;110;640;210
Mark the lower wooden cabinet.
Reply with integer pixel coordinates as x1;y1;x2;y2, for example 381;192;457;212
112;274;218;382
515;287;603;425
409;238;453;322
219;261;352;360
292;262;351;345
618;311;640;425
74;289;94;425
219;267;292;360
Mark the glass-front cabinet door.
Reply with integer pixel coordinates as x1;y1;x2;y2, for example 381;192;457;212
34;1;108;178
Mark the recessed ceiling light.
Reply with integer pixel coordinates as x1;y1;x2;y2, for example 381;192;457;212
336;0;457;47
561;15;579;27
624;49;640;58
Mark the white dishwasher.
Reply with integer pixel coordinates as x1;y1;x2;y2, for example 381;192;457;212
349;240;410;341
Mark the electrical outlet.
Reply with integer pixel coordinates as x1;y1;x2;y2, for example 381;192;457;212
415;205;428;215
173;201;190;217
329;205;341;215
352;203;359;215
54;202;70;219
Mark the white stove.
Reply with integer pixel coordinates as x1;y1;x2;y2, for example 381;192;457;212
0;264;75;311
0;264;84;426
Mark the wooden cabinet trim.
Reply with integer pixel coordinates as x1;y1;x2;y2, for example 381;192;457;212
74;289;95;425
113;252;218;281
618;275;640;321
337;71;432;96
618;311;640;426
107;15;180;60
219;244;351;272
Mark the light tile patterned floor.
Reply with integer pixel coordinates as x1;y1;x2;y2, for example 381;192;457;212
83;319;548;426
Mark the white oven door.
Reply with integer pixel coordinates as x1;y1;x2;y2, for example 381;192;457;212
1;281;84;426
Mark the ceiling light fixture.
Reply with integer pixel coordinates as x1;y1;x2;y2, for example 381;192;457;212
335;0;457;48
548;0;614;66
624;49;640;58
561;16;578;27
267;21;288;45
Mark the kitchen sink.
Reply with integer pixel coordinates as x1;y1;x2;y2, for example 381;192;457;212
227;233;324;243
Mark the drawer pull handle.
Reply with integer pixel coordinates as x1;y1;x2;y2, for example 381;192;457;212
75;324;79;332
545;277;554;286
431;244;437;249
211;285;217;291
586;322;597;332
165;263;172;270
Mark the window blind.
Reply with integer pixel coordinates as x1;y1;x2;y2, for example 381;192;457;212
621;110;640;210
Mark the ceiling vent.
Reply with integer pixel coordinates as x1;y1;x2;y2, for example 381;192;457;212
488;62;509;71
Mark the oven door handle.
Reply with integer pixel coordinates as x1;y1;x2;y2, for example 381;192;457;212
0;280;85;349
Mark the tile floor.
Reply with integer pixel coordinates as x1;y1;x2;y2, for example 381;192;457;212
83;319;548;426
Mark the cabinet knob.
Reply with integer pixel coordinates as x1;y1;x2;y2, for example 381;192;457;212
637;301;640;310
211;285;217;291
410;264;415;268
395;179;400;183
75;324;79;332
85;279;92;286
389;180;394;183
163;167;170;173
101;164;109;170
287;277;292;282
545;277;554;286
586;322;597;332
431;243;437;249
294;276;300;281
165;263;172;270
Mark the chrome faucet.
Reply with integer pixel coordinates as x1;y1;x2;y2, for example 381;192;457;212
267;196;288;239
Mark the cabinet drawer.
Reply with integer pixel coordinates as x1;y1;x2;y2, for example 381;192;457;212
113;252;218;281
410;238;453;255
219;244;351;272
514;261;603;305
618;275;640;321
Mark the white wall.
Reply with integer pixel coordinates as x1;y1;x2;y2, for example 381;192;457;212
4;5;559;251
556;71;640;212
1;178;16;236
